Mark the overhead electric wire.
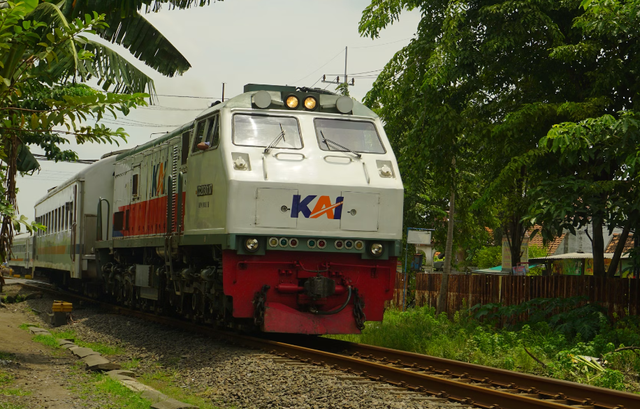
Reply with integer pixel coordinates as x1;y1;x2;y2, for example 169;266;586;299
31;154;98;164
140;106;207;111
350;37;413;49
291;48;346;85
153;94;217;99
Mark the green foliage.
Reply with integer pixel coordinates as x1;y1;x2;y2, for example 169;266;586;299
473;246;501;268
470;297;609;341
330;302;640;392
0;360;30;402
0;2;149;261
359;0;640;272
69;371;151;409
528;244;548;259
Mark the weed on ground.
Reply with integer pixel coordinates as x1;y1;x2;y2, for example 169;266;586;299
329;298;640;393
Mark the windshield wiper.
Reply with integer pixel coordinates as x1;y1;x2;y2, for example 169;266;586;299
320;131;361;159
263;124;286;154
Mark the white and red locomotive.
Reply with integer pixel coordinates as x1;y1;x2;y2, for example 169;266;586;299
14;84;404;334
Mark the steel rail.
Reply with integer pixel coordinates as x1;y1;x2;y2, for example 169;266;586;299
286;337;639;409
16;281;638;409
219;334;582;409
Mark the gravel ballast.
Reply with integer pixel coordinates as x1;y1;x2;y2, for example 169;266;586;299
11;285;469;409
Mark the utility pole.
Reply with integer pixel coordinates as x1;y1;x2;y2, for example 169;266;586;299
321;47;355;88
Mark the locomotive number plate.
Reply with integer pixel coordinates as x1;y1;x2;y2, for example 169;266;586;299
196;184;213;196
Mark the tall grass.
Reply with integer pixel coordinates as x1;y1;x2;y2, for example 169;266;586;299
329;303;640;392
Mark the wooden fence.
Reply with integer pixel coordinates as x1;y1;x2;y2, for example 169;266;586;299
392;273;640;320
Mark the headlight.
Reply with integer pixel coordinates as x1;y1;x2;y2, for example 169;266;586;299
285;95;299;109
245;238;259;253
304;96;317;110
369;243;383;257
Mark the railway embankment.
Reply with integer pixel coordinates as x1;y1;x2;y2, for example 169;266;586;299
0;280;466;409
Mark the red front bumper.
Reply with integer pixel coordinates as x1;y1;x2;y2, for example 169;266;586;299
222;250;396;334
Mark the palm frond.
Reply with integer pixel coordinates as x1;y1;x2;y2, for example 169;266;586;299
35;36;156;99
77;37;157;98
61;1;217;77
63;1;212;15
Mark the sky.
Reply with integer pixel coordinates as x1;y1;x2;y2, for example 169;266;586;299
15;0;421;222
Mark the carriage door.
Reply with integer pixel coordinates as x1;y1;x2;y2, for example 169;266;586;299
71;182;82;278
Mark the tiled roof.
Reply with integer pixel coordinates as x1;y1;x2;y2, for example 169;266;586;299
527;227;565;256
606;233;634;253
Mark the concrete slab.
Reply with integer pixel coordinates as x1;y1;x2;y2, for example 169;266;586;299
151;398;197;409
57;339;74;346
61;343;77;349
106;369;135;378
69;347;100;358
29;327;50;335
120;379;154;393
109;373;137;383
82;354;121;371
141;389;169;403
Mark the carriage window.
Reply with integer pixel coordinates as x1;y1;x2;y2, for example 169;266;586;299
315;119;385;154
203;115;220;149
181;131;190;164
132;174;139;197
191;120;207;152
233;114;302;149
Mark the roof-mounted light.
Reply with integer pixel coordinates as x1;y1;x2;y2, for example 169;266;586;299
285;95;299;109
304;96;317;110
336;96;353;114
253;90;272;109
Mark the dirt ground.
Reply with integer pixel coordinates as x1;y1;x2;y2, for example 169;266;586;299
0;279;82;409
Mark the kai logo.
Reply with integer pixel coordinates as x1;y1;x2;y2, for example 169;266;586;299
291;195;344;219
151;161;167;197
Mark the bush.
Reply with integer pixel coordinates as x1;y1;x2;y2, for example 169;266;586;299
473;246;502;268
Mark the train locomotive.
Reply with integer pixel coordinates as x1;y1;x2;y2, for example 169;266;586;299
9;84;404;334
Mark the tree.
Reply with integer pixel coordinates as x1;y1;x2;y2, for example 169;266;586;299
494;0;640;276
0;0;223;261
0;2;147;261
359;0;640;281
525;113;640;277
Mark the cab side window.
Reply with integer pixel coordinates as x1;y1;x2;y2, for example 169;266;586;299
204;115;220;149
191;120;206;152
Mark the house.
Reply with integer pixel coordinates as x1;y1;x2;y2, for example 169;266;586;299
529;232;635;277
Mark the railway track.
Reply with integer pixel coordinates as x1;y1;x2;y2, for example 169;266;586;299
16;279;640;409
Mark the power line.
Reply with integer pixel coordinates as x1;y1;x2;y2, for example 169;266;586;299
155;94;218;99
350;37;413;49
31;154;98;164
139;105;207;111
291;48;346;85
99;119;182;128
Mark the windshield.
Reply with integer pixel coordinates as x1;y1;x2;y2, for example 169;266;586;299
315;119;385;154
233;114;302;149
